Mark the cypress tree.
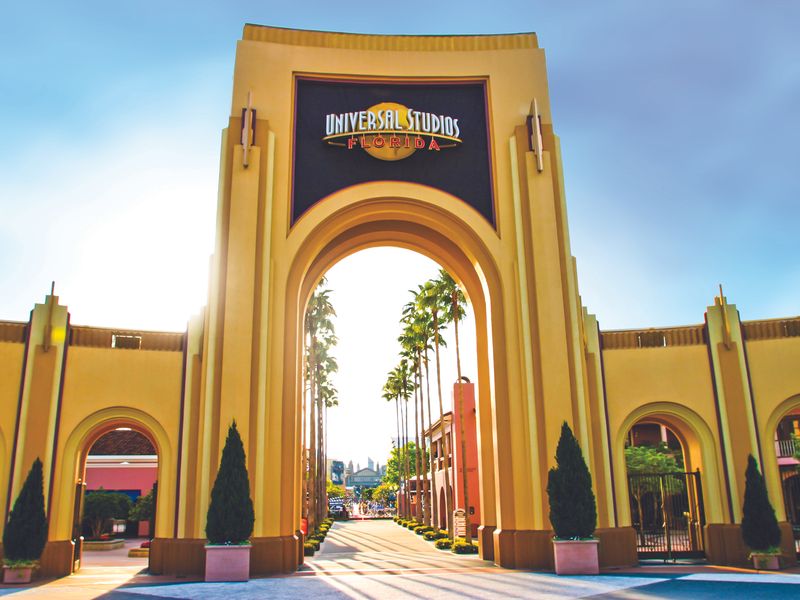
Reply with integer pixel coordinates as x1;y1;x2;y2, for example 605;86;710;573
741;454;781;552
206;422;255;545
3;459;47;563
547;422;597;539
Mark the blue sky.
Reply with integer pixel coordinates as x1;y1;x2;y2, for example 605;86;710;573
2;1;798;464
1;1;798;333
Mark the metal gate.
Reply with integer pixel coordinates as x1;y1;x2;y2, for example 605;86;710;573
627;470;705;559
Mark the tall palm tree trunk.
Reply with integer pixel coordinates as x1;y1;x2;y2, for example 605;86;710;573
423;353;439;530
433;310;454;537
404;397;412;519
307;348;318;533
301;360;309;523
413;377;422;522
453;292;472;543
317;391;324;524
395;397;402;516
417;363;430;527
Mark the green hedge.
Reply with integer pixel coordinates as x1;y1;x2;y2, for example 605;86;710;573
423;529;448;541
303;542;316;556
434;538;453;550
452;539;479;554
414;525;433;535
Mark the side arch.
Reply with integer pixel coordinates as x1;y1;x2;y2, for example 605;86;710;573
50;406;174;541
760;393;800;522
613;402;727;525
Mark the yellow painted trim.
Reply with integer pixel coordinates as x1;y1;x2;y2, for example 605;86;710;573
254;131;275;536
197;127;231;534
509;136;542;528
243;24;538;52
706;306;740;522
176;314;203;537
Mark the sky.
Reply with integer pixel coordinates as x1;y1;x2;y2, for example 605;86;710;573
1;1;799;465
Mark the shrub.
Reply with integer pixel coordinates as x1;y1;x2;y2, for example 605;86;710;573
414;525;433;535
129;489;154;523
424;529;448;541
405;521;419;530
2;459;47;565
83;491;132;540
547;422;597;539
303;542;316;556
206;422;255;545
452;538;479;554
741;455;781;553
435;538;453;550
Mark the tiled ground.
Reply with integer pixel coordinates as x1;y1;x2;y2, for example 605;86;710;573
2;520;799;598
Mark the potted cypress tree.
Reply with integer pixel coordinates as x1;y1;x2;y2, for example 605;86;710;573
741;455;782;570
547;422;599;575
3;459;48;583
205;422;255;582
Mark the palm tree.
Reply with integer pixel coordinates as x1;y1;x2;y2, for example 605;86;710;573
417;280;454;536
400;300;437;528
383;360;414;518
437;269;472;543
382;376;403;516
304;280;337;531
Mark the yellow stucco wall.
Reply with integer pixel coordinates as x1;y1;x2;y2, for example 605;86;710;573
746;335;800;520
0;341;24;536
49;345;183;540
601;342;730;524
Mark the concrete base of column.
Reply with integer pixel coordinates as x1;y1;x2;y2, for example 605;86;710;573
39;540;76;577
295;529;305;568
251;535;300;574
150;534;301;576
493;527;638;570
477;525;495;561
705;522;797;567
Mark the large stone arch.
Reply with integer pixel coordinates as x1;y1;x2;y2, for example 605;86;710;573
761;393;800;522
280;181;512;555
613;401;727;525
50;406;174;542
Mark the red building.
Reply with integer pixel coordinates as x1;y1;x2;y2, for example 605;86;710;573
426;382;481;537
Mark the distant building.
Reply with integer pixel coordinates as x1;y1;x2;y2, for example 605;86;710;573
347;467;382;490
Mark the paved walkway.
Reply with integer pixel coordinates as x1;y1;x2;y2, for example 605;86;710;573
2;521;800;598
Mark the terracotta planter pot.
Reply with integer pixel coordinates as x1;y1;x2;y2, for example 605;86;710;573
204;544;251;582
3;566;33;584
553;539;599;575
751;553;780;570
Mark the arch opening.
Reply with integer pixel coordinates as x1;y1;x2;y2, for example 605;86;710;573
619;409;716;560
284;191;505;559
765;397;800;554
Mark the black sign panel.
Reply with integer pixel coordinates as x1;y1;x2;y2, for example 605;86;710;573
291;76;495;227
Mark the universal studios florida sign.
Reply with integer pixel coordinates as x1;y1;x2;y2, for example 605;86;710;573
323;101;462;161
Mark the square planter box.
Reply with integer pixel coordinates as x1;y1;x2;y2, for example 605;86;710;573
3;566;33;584
204;544;251;582
751;553;780;570
553;539;599;575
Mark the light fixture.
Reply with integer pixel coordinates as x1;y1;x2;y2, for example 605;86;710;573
120;461;130;465
115;427;132;431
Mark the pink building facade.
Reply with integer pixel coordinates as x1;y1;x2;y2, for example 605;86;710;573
427;382;481;536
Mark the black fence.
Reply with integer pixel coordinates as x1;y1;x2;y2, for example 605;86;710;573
627;470;705;559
